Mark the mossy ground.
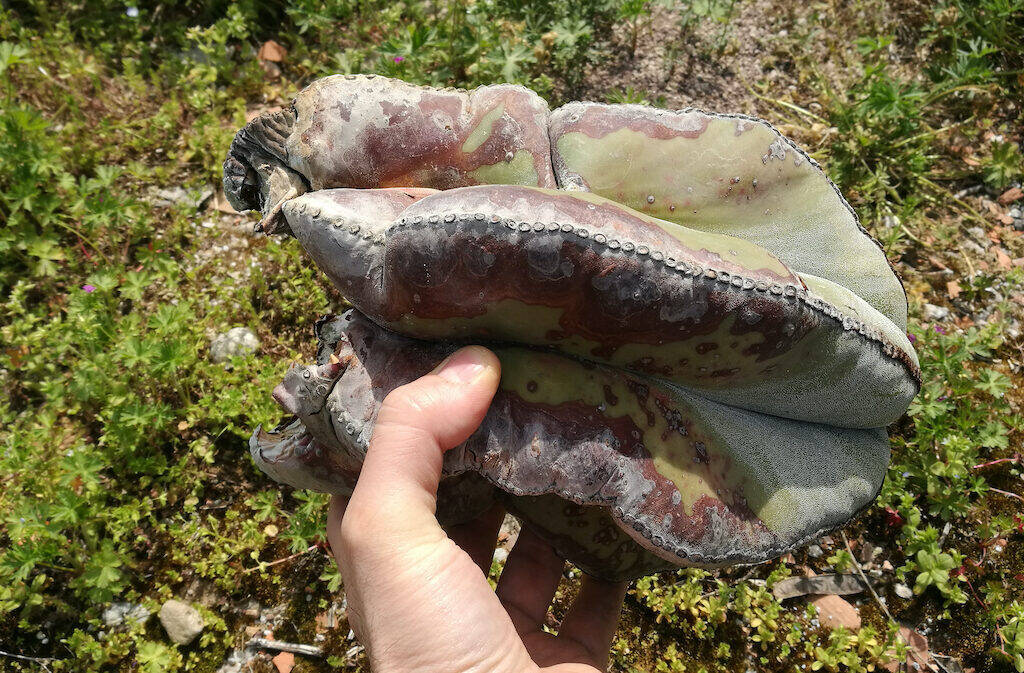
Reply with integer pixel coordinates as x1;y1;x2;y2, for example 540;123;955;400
1;1;1022;671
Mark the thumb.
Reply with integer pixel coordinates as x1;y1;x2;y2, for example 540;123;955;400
344;345;501;543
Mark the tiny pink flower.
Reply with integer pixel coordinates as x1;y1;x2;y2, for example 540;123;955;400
907;333;916;343
393;56;405;63
82;284;96;293
934;325;946;335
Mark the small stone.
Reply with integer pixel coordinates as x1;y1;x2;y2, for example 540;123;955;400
966;226;987;243
147;186;213;210
103;602;150;628
159;599;204;645
810;594;861;630
258;40;287;63
272;651;295;673
962;239;986;256
922;303;950;321
210;327;260;363
260;60;282;80
215;648;258;673
858;541;877;564
894;583;913;599
807;544;824;558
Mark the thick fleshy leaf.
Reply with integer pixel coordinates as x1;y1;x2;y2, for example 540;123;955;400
251;311;890;581
548;102;908;329
281;186;919;428
227;76;920;579
224;74;555;232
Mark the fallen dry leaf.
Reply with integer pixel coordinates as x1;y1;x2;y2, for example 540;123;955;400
998;213;1015;225
772;573;868;600
996;248;1013;270
272;651;294;673
947;280;961;299
900;626;932;671
998;186;1023;205
810;594;861;630
258;40;287;62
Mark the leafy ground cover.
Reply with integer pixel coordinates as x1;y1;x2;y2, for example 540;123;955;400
1;1;1022;671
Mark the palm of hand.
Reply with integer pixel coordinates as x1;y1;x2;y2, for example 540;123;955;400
330;500;626;673
325;348;626;673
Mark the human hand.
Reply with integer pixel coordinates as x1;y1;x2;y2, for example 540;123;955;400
326;345;627;673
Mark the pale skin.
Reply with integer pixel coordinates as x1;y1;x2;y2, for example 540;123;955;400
326;346;628;673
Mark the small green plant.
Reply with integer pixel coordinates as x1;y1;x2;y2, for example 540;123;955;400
618;0;653;57
984;140;1023;190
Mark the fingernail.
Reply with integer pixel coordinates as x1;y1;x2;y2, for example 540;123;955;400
432;347;490;384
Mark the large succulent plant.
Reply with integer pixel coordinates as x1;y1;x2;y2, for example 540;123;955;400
226;75;919;581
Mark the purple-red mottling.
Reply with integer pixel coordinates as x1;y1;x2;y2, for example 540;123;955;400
298;81;555;190
291;312;776;577
550;103;712;142
372;190;813;382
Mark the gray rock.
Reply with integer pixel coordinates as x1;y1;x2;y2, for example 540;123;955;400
215;648;258;673
922;303;950;322
966;226;987;240
894;583;914;600
103;602;150;628
807;544;824;558
210;327;260;363
159;599;204;645
147;186;214;210
961;239;986;256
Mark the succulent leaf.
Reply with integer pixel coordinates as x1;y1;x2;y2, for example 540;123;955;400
252;311;890;581
227;75;919;579
282;185;917;428
548;102;909;329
